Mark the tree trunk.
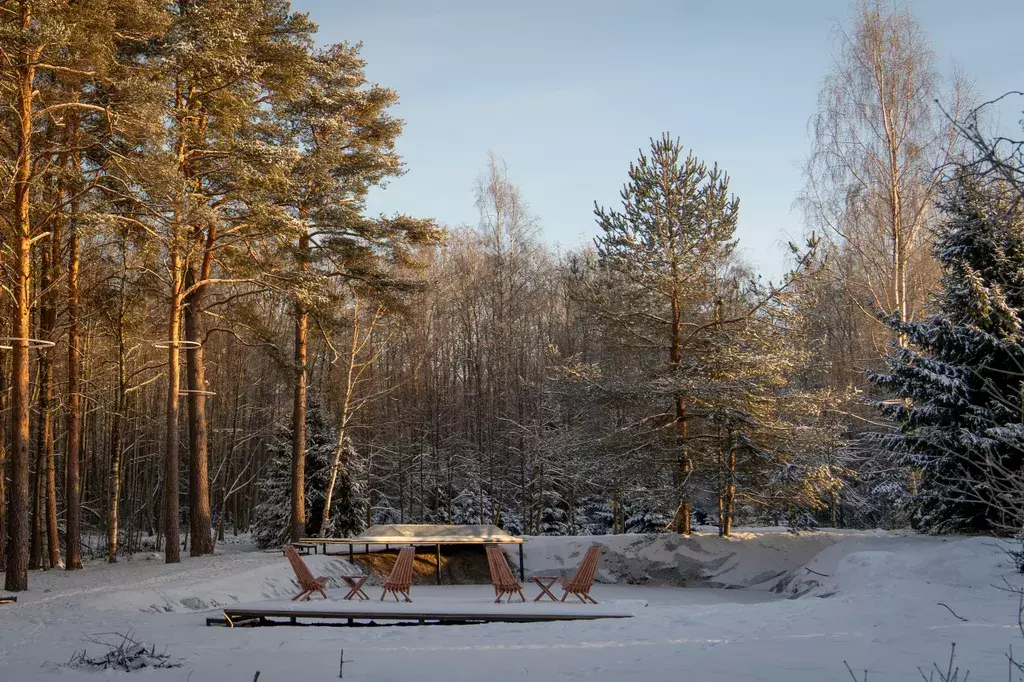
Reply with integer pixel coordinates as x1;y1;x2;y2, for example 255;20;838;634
724;432;736;538
107;254;127;562
7;37;35;590
291;280;308;543
0;332;7;569
40;224;61;568
164;274;183;564
29;417;45;569
184;264;213;556
64;206;84;570
319;301;362;537
669;399;691;535
667;280;691;536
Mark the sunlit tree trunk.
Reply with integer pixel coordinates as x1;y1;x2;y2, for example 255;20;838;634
185;259;213;556
290;232;309;543
6;21;37;590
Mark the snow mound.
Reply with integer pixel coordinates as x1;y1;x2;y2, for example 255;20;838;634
521;530;1015;599
521;530;839;589
773;535;1012;599
86;552;361;613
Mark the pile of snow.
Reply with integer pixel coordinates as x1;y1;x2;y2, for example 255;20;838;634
519;528;873;590
78;550;361;614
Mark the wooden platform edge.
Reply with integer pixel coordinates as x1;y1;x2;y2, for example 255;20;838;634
301;536;525;545
206;608;632;627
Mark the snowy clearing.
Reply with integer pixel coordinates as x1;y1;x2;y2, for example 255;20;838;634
1;529;1022;681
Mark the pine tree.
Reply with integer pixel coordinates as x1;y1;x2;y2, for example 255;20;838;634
871;169;1024;533
590;134;739;536
270;40;438;544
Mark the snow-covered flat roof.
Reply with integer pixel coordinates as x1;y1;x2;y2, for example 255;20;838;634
303;523;523;544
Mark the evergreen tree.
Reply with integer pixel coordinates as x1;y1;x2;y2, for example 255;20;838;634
871;169;1024;533
370;495;401;525
253;400;366;548
538;487;569;536
253;445;291;550
577;496;614;536
590;133;739;536
625;499;670;534
316;435;367;538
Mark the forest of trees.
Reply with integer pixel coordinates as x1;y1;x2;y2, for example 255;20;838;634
3;0;1024;593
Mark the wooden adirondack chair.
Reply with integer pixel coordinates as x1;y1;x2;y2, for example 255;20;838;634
380;547;415;602
486;545;525;603
285;544;330;601
532;545;601;604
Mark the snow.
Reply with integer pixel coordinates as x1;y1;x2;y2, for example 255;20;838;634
2;529;1023;681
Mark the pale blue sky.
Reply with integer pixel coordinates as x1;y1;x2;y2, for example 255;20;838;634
292;0;1023;278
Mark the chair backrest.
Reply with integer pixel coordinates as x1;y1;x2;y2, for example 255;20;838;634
567;545;601;591
386;547;415;589
285;544;318;589
486;545;519;588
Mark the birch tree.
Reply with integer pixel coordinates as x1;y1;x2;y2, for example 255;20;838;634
801;0;968;351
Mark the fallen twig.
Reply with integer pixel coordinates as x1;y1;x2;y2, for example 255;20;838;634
937;602;968;622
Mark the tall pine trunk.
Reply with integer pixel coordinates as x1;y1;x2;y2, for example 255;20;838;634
724;435;736;538
29;407;45;570
164;262;183;564
668;281;691;535
290;232;309;543
65;193;83;570
107;239;127;563
291;298;308;542
38;226;60;567
184;263;213;556
6;30;36;590
0;331;7;569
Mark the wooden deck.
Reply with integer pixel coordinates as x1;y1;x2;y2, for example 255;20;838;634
206;598;635;628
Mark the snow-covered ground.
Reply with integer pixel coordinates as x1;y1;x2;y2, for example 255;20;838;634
1;529;1022;681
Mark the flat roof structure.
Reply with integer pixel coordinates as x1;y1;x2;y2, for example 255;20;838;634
298;524;526;584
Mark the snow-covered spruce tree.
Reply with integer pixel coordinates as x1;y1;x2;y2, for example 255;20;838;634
576;496;614;535
309;433;367;538
539;488;570;536
253;400;366;548
253;440;292;550
870;169;1024;534
498;506;524;535
370;495;401;525
624;498;670;534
